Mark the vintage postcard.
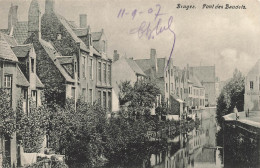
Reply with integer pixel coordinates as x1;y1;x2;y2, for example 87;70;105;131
0;0;259;167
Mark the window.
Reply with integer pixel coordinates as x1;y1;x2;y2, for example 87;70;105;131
103;63;106;84
89;58;93;79
82;88;86;101
171;83;173;91
166;71;167;77
108;64;111;85
98;91;102;105
89;89;93;104
98;62;101;83
21;88;27;100
31;58;35;73
250;81;254;90
31;90;37;104
4;74;12;102
4;75;12;88
74;62;77;74
166;83;168;92
189;87;190;94
71;87;76;99
57;33;62;40
103;92;106;108
108;92;112;111
83;57;86;78
171;69;173;76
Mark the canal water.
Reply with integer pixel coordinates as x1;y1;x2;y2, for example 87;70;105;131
104;108;226;168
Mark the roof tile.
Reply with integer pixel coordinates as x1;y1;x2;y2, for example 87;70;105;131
0;33;18;62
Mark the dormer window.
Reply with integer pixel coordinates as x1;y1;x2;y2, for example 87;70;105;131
57;33;62;40
31;58;35;73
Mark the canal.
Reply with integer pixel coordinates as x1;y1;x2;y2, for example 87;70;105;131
103;107;259;168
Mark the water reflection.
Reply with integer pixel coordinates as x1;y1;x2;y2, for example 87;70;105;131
103;109;224;168
150;109;223;168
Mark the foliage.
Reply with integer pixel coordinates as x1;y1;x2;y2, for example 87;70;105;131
16;98;50;153
47;99;107;168
155;97;169;116
0;89;16;138
118;80;160;116
216;69;245;124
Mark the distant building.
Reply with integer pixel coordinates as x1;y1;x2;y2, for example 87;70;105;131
189;65;216;106
244;59;260;111
135;49;175;106
112;51;146;113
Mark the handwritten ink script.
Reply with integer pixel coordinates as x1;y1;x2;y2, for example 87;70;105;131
117;4;176;71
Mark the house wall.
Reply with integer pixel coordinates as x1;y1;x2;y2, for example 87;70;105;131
0;61;18;167
202;82;216;106
112;59;137;85
31;40;67;105
244;68;260;111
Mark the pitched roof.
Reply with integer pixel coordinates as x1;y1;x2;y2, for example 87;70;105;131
36;75;44;88
56;14;89;52
73;28;89;37
0;33;18;62
56;56;74;64
68;21;78;28
16;67;30;87
39;39;75;83
13;21;28;44
2;33;18;46
0;29;9;34
190;75;203;88
92;32;102;41
190;66;215;83
125;58;146;76
247;59;260;75
135;57;166;78
11;45;32;58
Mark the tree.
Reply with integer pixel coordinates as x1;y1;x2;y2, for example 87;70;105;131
216;69;245;124
118;80;160;117
47;99;107;168
0;89;16;139
16;98;50;153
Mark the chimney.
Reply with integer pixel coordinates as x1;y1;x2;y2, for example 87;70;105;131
79;14;87;28
45;0;55;14
187;64;190;79
8;4;18;32
28;0;41;39
113;50;119;62
150;48;157;72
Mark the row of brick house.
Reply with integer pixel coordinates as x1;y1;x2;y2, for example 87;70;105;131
112;49;216;120
0;0;112;167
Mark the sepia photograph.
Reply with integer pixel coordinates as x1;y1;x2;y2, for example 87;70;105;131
0;0;259;167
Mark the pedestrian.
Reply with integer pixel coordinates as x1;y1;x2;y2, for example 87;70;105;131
247;108;250;117
234;106;239;120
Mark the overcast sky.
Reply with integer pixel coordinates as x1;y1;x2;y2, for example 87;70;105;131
1;0;260;81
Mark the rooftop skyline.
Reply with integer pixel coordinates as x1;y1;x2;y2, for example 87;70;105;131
1;0;260;81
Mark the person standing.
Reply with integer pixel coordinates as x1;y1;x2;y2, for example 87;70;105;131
234;106;239;120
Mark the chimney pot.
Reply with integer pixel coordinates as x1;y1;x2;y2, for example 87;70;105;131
80;14;87;28
113;50;119;62
150;48;157;72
